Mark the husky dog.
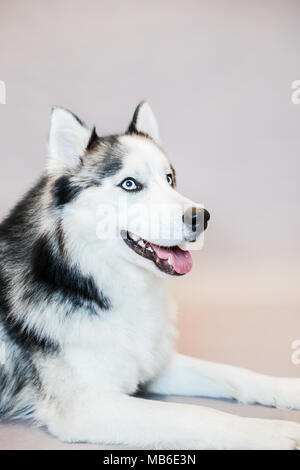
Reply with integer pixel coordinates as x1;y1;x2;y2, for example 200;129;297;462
0;102;300;450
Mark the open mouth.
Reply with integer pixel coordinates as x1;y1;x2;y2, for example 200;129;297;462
121;230;193;276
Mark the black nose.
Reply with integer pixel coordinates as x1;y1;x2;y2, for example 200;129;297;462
182;207;210;233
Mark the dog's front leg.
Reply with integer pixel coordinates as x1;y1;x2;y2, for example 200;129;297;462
40;391;300;449
147;353;300;410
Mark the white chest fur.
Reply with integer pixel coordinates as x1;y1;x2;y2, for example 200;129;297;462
38;266;178;397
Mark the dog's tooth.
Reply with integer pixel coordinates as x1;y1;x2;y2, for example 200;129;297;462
138;240;145;248
168;256;172;266
178;242;189;251
130;233;140;242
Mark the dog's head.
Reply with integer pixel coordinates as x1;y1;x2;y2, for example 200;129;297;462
47;102;210;278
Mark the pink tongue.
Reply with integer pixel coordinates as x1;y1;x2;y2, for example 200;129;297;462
150;244;193;274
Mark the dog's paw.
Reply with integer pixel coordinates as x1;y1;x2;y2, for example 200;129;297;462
226;417;300;450
247;418;300;450
160;418;300;450
175;418;300;450
261;377;300;410
239;374;300;410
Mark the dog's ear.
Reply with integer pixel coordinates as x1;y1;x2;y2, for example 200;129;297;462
127;101;160;143
47;107;95;172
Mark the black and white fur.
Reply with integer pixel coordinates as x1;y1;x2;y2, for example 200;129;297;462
0;102;300;449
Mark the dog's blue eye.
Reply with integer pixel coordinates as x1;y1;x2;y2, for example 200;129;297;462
123;179;136;190
119;178;142;192
167;174;173;186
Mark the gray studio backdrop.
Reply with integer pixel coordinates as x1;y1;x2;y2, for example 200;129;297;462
0;0;299;375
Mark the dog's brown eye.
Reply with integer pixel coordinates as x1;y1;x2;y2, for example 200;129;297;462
166;174;173;186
